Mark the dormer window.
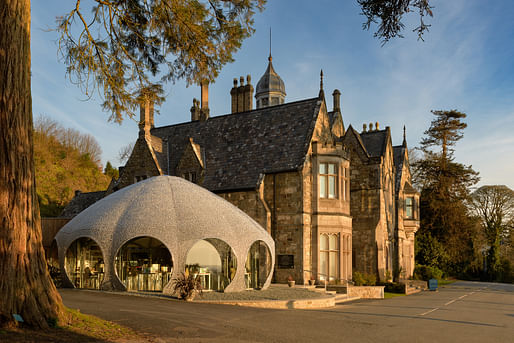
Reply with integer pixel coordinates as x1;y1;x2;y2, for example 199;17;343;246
405;197;414;219
319;163;337;199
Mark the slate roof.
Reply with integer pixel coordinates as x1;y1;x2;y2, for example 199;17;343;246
393;145;406;193
60;191;106;218
359;129;389;157
151;97;322;192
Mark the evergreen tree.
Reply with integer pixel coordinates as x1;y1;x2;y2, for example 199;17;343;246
413;110;480;275
104;161;119;180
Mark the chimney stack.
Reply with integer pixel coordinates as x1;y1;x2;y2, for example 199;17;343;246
139;98;154;136
332;89;341;113
230;75;253;113
199;80;209;121
190;98;200;121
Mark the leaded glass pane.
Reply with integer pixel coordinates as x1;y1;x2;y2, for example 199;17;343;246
328;163;335;174
328;175;336;198
320;234;329;250
320;175;327;198
319;163;327;174
329;234;338;250
320;251;328;280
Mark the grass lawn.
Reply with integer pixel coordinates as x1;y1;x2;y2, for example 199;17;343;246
384;292;406;299
0;307;154;342
438;279;457;287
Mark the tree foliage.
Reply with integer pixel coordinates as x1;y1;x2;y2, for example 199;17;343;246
57;0;266;122
413;110;480;276
34;116;110;217
104;161;119;180
358;0;433;44
470;185;514;280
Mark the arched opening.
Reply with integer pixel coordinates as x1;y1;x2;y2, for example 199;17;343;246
115;236;173;292
245;240;272;289
65;237;104;289
185;238;236;292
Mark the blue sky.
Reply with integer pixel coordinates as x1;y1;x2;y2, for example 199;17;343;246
31;0;514;189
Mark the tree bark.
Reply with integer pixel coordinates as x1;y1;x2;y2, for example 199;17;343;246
0;0;66;328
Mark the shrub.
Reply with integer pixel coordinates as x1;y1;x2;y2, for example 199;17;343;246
172;272;203;301
353;271;376;286
413;264;443;281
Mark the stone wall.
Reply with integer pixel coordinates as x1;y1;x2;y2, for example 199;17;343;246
347;285;384;299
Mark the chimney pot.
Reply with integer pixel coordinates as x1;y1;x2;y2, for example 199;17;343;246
240;76;245;86
363;123;367;132
369;122;373;132
375;121;379;131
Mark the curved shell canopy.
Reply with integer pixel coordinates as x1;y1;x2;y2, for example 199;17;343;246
55;176;275;292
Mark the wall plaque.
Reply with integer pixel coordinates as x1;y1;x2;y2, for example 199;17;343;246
277;254;294;269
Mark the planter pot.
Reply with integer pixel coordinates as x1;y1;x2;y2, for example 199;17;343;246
308;279;316;286
287;280;295;287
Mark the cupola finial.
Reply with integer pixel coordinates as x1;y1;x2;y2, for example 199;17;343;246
268;27;272;62
403;125;407;147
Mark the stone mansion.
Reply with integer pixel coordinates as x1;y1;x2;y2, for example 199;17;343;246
62;55;420;285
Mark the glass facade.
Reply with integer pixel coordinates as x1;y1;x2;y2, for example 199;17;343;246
319;233;339;281
185;238;236;292
245;240;272;289
65;237;105;289
115;237;173;292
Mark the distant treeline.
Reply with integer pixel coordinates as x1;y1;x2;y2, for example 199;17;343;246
34;115;111;217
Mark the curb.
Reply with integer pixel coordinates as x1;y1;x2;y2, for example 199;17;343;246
195;295;336;309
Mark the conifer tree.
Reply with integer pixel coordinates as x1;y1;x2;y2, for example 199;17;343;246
413;110;480;275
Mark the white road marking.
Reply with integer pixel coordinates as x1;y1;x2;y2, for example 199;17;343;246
444;299;456;306
419;308;439;316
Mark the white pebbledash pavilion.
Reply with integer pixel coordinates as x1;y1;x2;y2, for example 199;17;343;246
55;176;275;293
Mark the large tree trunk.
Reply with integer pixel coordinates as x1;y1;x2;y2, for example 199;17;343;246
0;0;65;328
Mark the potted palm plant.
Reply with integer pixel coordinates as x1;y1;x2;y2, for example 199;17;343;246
308;275;316;286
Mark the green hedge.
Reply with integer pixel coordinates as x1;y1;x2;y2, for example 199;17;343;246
413;264;444;281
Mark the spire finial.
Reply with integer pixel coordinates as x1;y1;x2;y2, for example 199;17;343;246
402;125;407;147
268;27;272;62
318;69;325;98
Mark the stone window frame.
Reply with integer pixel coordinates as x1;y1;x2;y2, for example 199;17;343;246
405;196;415;219
319;162;338;199
342;166;350;201
319;232;340;281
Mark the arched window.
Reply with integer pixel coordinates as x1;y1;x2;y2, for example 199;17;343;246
319;233;339;281
115;237;173;292
65;237;104;290
185;238;236;291
245;240;272;289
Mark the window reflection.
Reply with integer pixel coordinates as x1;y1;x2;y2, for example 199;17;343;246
115;237;173;292
185;239;236;292
65;237;104;290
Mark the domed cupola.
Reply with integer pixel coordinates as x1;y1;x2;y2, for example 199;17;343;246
255;55;286;109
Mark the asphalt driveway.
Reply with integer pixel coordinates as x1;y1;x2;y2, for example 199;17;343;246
60;281;514;342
